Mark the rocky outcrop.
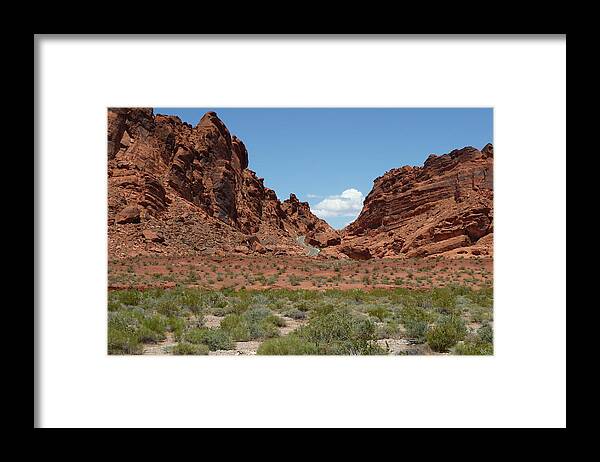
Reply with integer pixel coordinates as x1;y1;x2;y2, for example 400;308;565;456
280;194;341;248
340;144;493;259
108;108;338;259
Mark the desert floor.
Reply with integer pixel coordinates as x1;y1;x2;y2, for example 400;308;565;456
108;255;492;291
108;255;493;356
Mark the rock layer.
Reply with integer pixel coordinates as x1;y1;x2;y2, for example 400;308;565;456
108;108;338;259
340;144;493;259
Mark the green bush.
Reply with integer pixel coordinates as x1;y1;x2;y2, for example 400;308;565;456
367;306;390;321
167;316;186;340
177;290;205;314
142;314;167;335
376;320;400;339
297;309;384;355
283;308;307;320
400;305;431;324
477;324;493;343
257;335;319;355
114;289;142;306
404;319;428;343
243;307;280;339
248;319;279;339
310;303;335;319
137;326;164;343
108;312;143;354
288;275;302;286
219;309;281;341
172;342;210;355
108;299;122;312
156;299;180;317
220;314;251;341
184;328;234;351
453;338;493;355
294;301;310;312
426;316;467;352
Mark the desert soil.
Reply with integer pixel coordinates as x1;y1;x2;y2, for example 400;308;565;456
109;255;492;292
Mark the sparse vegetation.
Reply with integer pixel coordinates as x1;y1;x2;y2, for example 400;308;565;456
426;316;467;352
172;342;210;355
108;266;492;355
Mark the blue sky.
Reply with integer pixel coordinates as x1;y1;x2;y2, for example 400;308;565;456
154;108;493;229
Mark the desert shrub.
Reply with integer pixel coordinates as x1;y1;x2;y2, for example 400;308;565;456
376;320;401;339
367;306;390;321
108;311;143;354
400;305;432;324
172;342;209;355
310;303;336;319
114;289;143;306
142;314;167;334
155;299;180;317
404;319;428;343
288;275;302;286
220;313;243;331
426;316;467;352
177;290;205;314
220;314;251;341
243;306;270;322
270;315;286;327
108;299;121;312
207;292;228;310
297;309;384;355
257;335;319;355
468;286;494;307
220;308;280;341
284;308;307;320
231;297;252;314
167;316;186;341
430;287;457;311
469;305;493;323
452;338;493;355
248;319;279;339
137;326;163;343
184;328;234;351
477;324;493;343
294;301;310;312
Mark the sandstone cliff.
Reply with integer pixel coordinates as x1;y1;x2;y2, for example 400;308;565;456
340;144;493;259
108;108;338;259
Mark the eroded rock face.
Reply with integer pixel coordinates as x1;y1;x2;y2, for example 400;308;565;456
281;194;341;248
341;144;493;259
108;108;338;259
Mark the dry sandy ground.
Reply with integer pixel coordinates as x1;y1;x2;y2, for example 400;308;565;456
110;255;492;291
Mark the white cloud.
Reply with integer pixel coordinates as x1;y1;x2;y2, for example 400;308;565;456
312;188;365;219
306;194;322;199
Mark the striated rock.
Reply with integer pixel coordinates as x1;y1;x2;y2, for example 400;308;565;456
108;108;337;259
341;145;493;259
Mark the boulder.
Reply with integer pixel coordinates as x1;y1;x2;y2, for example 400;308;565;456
115;205;141;224
142;230;164;243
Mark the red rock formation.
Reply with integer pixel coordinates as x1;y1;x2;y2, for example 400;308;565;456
280;194;342;248
340;144;493;259
108;108;339;259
